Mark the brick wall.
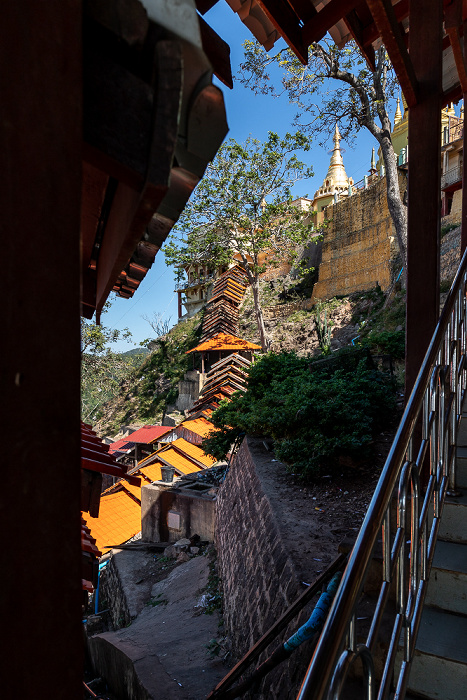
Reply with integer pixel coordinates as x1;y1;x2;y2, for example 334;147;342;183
216;438;316;699
313;174;406;300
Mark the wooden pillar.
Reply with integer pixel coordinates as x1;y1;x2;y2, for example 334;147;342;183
1;2;83;697
406;0;443;395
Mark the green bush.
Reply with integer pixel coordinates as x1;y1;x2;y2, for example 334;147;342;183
360;329;405;359
202;350;396;481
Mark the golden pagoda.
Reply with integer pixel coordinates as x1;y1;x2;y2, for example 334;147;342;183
312;124;352;212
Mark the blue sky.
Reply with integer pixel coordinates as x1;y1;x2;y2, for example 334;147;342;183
104;3;382;351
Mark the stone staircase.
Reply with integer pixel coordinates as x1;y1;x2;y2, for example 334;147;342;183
400;407;467;699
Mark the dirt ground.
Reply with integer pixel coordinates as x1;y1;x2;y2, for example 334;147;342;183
246;420;399;589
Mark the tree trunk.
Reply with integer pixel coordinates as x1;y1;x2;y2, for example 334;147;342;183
379;133;407;285
251;275;271;352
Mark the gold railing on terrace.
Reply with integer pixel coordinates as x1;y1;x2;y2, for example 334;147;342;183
298;248;467;700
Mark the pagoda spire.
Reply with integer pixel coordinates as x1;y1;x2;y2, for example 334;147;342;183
322;123;349;188
394;97;402;127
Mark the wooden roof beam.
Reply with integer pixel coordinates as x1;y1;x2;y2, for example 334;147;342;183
361;0;408;46
445;0;467;93
257;0;308;64
302;0;360;45
344;9;376;70
366;0;418;107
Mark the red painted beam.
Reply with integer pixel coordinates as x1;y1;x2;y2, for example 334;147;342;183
302;0;360;45
366;0;418;107
257;0;308;64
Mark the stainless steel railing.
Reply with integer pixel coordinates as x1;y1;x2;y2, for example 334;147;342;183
298;247;467;700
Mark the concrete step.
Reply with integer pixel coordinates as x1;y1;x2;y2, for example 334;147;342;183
404;607;467;700
424;540;467;614
438;491;467;543
455;450;467;488
456;416;467;446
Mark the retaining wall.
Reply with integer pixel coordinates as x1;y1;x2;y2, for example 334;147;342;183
216;438;316;699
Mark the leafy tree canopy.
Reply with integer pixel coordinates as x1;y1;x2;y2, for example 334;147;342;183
164;132;316;349
240;40;407;279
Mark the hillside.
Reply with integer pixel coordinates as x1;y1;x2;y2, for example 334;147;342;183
91;222;461;440
93;313;203;436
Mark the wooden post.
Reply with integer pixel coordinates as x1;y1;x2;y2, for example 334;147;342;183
406;0;443;396
1;2;83;697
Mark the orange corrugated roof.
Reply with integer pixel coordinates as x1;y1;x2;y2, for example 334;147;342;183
180;417;215;439
121;481;142;501
171;438;217;467
82;491;142;554
187;333;261;353
155;448;201;475
139;463;163;482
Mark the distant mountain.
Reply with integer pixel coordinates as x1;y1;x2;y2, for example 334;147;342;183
121;347;150;357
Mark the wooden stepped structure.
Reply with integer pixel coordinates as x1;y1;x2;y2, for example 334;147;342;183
200;265;249;342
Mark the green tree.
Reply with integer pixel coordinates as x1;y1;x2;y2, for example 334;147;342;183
240;41;407;282
164;132;314;351
81;309;141;422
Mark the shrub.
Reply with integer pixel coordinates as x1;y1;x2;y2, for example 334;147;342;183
360;329;405;359
202;350;396;481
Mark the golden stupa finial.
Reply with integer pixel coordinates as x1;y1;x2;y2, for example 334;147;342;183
322;123;349;189
394;97;402;127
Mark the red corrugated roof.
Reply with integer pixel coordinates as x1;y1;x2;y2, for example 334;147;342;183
108;425;171;452
123;424;172;444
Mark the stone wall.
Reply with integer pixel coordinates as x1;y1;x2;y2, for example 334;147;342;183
313;174;406;300
216;438;316;699
100;555;131;630
141;481;217;543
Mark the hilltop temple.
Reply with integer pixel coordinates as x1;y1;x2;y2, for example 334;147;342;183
312;124;354;213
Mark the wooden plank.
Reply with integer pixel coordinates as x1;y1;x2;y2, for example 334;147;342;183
366;0;418;106
302;0;359;45
257;0;308;64
405;0;443;396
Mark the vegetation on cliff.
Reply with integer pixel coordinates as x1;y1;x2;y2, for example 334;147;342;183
202;348;396;481
90;313;203;436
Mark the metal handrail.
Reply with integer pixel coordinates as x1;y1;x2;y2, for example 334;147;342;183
298;247;467;700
